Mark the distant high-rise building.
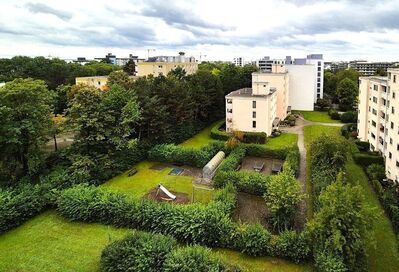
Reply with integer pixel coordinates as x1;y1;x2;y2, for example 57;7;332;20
233;57;244;67
349;60;398;76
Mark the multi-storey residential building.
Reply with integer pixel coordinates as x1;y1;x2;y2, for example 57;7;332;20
225;64;316;136
324;61;349;72
349;60;398;76
137;53;197;77
357;68;399;183
255;54;324;102
233;57;244;67
75;75;138;91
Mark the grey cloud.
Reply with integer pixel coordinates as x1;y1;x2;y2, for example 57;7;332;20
25;2;72;20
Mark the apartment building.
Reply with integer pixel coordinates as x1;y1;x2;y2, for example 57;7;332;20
349;60;397;76
137;54;198;77
225;64;316;136
233;57;245;67
75;75;138;90
357;68;399;182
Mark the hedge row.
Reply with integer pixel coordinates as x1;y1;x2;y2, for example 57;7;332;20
148;142;225;168
353;153;384;168
56;184;310;263
210;121;267;144
101;232;237;272
244;144;290;160
214;171;270;196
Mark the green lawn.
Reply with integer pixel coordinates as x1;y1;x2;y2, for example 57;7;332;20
346;160;399;272
180;120;221;148
303;125;341;147
264;133;298;149
102;161;214;204
296;111;340;124
214;249;314;272
0;211;130;272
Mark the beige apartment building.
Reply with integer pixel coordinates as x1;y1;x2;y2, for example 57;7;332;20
75;76;109;91
137;54;198;77
358;68;399;182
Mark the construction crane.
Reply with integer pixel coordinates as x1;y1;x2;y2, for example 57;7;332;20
146;49;156;60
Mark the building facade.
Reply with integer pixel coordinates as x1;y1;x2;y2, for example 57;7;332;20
233;57;245;67
137;54;197;77
75;76;109;91
357;68;399;183
349;61;397;76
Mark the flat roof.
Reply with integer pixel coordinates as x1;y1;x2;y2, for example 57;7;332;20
226;87;276;98
359;76;387;84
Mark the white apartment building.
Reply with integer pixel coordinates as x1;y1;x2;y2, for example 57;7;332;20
225;64;316;136
233;57;244;67
358;68;399;183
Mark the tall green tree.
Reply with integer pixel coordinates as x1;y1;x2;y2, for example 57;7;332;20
107;70;133;90
0;78;54;182
337;78;358;111
123;59;136;75
309;174;376;272
336;68;359;84
323;71;338;101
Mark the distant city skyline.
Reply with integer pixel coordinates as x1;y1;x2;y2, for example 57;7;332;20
1;0;399;62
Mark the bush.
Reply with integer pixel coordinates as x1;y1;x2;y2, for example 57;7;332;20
101;232;177;272
274;231;311;263
283;148;300;177
242;131;266;144
341;123;357;138
328;109;340;120
148;142;224;168
210;121;230;141
0;183;49;233
355;141;370;152
244;144;289;160
353;153;384;168
163;246;227;272
340;111;357;123
213;171;270;196
210;121;266;144
236;224;272;256
216;146;246;173
315;252;348;272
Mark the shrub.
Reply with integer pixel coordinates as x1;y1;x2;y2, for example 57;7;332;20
274;231;311;263
213;171;270;196
216;146;246;173
163;246;227;272
315;252;348;272
353;153;384;168
210;121;230;141
340;111;357;123
328;109;340;120
101;232;177;272
210;121;266;144
283;148;300;177
0;183;49;233
366;164;386;181
341;123;357;138
244;144;289;160
242;131;266;144
355;141;370;152
237;224;272;256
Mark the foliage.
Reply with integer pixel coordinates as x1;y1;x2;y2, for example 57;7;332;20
315;98;331;110
0;78;54;183
236;224;272;256
123;59;136;75
211;121;230;141
308;176;376;272
216;146;246;173
354;141;370;152
244;144;290;160
323;71;338;102
163;246;227;272
107;70;134;90
341;123;357;138
283;148;300;177
274;230;311;263
214;171;270;195
101;232;177;272
340;111;357;123
263;170;303;232
337;78;358;111
210;121;266;143
148;142;224;168
327;108;341;120
314;251;347;272
352;153;384;168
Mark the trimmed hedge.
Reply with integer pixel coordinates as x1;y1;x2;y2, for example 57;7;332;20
355;141;370;152
244;144;290;160
214;171;270;195
57;184;236;247
283;148;300;177
235;223;272;256
148;142;224;168
210;121;267;144
101;231;177;272
353;153;384;168
340;111;357;123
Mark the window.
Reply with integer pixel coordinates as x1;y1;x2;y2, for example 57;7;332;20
372;108;377;115
317;94;320;99
371;132;376;139
317;72;321;77
397;144;399;151
374;85;378;91
373;96;377;103
158;65;163;68
393;107;395;114
391;122;394;129
394;75;397;83
318;67;321;71
252;121;256;128
318;61;321;66
227;99;232;104
317;78;321;82
98;81;101;85
317;83;321;87
393;92;396;99
389;152;392;159
390;138;393;144
227;109;232;113
252;101;256;108
317;87;320;92
372;120;376;127
252;111;256;118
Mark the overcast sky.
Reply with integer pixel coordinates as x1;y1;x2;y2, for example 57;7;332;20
1;0;399;62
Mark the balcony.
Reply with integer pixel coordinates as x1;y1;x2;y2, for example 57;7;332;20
226;99;232;104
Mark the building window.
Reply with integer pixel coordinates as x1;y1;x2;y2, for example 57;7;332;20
392;107;395;114
252;121;256;128
372;120;376;127
394;75;397;83
252;101;256;108
318;67;321;71
389;152;392;159
317;83;321;87
372;108;377;115
397;144;399;150
317;78;321;82
374;85;378;91
317;72;321;77
390;138;393;144
391;122;394;129
252;111;256;118
318;61;321;66
317;94;320;99
371;132;376;139
227;109;232;113
227;99;232;104
393;92;396;99
98;81;101;85
373;96;377;103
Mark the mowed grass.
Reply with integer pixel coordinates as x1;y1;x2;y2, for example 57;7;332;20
180;120;222;148
296;111;341;123
0;211;130;272
214;249;314;272
102;161;214;204
346;160;399;272
264;133;298;149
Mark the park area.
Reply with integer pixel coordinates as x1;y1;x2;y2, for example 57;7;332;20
0;119;398;272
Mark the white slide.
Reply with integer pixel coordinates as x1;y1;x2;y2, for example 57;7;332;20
159;184;176;200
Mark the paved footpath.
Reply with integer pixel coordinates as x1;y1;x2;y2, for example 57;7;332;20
281;116;344;228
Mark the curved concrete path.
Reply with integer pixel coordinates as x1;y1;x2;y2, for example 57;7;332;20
281;116;344;228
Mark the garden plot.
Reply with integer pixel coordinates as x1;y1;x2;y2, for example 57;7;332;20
233;192;270;228
239;156;284;175
103;161;213;204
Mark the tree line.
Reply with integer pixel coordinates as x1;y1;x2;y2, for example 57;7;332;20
0;60;257;186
